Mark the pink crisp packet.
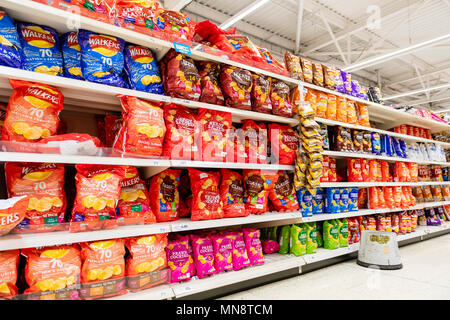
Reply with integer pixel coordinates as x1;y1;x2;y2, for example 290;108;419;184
165;236;192;283
190;234;216;279
243;228;264;266
261;239;280;254
211;234;233;272
228;231;251;271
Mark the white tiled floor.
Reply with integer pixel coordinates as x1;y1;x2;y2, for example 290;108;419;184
218;234;450;300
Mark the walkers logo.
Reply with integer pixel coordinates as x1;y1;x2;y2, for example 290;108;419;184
67;32;81;51
21;26;56;48
89;35;121;57
129;45;153;63
24;86;60;109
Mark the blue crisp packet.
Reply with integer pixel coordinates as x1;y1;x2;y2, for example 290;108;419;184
391;137;403;158
399;139;408;158
123;44;164;94
340;188;349;213
61;31;83;80
17;22;63;75
325;188;340;213
312;187;324;214
348;188;358;212
78;29;127;87
297;188;313;217
351;80;361;98
371;132;381;155
380;134;393;157
0;10;22;68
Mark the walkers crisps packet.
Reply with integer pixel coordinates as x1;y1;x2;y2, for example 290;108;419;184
2;80;63;143
6;163;66;233
149;169;181;222
0;10;22;68
0;249;19;299
0;196;28;236
61;31;83;80
125;234;168;277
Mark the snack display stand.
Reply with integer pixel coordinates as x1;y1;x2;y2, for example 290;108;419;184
0;0;449;301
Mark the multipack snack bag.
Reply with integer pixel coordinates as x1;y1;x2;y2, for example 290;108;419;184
0;249;19;299
165;236;192;283
190;234;216;279
114;96;165;157
155;9;195;41
23;245;81;295
6;163;66;233
115;0;159;29
123;44;164;94
17;23;62;75
0;10;22;68
220;65;253;110
0;196;28;236
149;169;181;222
198;62;224;105
198;108;231;162
79;239;126;299
70;164;126;233
2;80;64;143
228;231;251;271
188;168;223;221
61;31;83;80
269;123;299;165
251;74;272;114
268;171;299;212
117;166;155;225
241;120;267;164
78;29;127;87
162;103;199;160
243;169;272;214
211;234;233;272
220;169;247;218
160;49;200;100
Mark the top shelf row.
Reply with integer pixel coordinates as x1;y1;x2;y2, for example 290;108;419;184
1;0;449;134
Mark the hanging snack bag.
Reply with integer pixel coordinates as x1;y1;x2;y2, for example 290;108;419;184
269;171;299;212
2;80;64;143
0;250;19;299
198;108;231;162
337;219;349;247
6;163;66;233
162;104;199;160
149;169;181;222
198;61;224;105
269;123;299;165
117;166;155;226
188;168;223;221
0;10;22;68
290;224;307;256
190;234;215;279
78;29;126;87
220;169;247;218
70;165;126;232
123;44;164;94
323;220;339;250
229;231;251;271
61;31;83;80
165;236;192;283
243;228;264;266
271;80;293;117
211;234;233;272
0;196;29;237
114;96;165;157
23;245;81;295
251;74;272;113
17;23;62;76
243;170;272;214
220;65;252;110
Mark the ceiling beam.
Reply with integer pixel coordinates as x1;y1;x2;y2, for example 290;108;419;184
219;0;270;29
388;65;450;86
163;0;193;11
319;10;348;65
385;83;450;100
295;0;305;54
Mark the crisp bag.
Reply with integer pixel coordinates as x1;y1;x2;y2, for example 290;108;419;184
125;234;168;292
251;74;272;114
70;164;126;233
0;10;22;69
155;9;195;41
0;249;19;299
211;234;233;272
6;163;66;233
0;196;28;236
190;234;216;279
23;245;81;294
269;123;299;165
117;166;156;226
165;236;192;283
228;231;251;271
268;171;299;212
242;120;267;164
188;168;223;221
162;103;199;160
243;228;264;265
116;0;159;29
220;65;253;110
220;169;247;218
61;31;83;80
243;170;272;214
198;108;232;162
271;80;293;117
104;114;122;148
2;80;64;143
114;96;165;157
198;61;224;105
79;239;126;299
149;169;181;222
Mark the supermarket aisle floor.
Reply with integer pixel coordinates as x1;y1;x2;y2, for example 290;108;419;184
219;234;450;300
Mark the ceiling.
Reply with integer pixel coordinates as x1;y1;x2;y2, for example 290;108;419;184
164;0;450;112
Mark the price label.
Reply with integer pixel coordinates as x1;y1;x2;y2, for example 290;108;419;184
160;96;171;103
174;224;189;231
160;291;168;299
173;42;192;55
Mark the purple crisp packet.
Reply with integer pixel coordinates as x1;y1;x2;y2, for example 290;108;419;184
343;71;352;95
334;68;346;93
261;239;280;254
351;80;362;98
425;208;441;226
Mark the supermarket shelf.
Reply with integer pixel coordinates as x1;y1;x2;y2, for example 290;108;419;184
303;243;360;264
169;253;304;299
106;284;174;300
323;150;450;166
170;160;294;171
320;181;450;188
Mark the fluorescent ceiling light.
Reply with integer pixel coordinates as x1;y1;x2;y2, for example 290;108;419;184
342;33;450;72
220;0;270;29
385;83;450;100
